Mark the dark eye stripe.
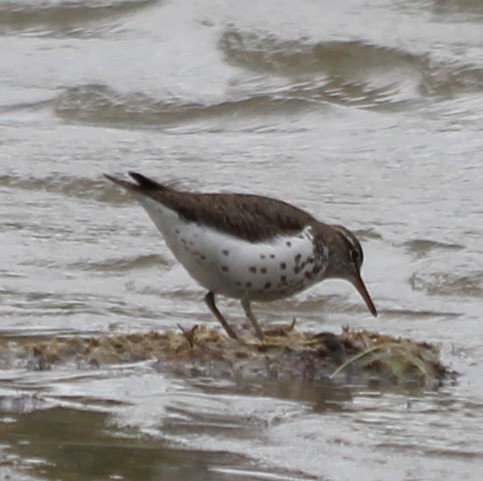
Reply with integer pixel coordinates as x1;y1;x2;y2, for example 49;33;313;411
332;225;364;267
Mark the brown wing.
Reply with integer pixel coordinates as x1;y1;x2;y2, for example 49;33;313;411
105;172;316;242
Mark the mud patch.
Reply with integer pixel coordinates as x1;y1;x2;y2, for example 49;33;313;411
1;326;453;388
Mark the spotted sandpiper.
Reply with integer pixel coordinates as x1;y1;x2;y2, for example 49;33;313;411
105;172;377;340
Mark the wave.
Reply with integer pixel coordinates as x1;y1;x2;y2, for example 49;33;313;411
220;30;423;77
410;270;483;298
0;0;158;36
403;238;465;258
0;173;128;204
68;254;166;272
51;28;483;129
52;79;404;129
54;83;327;127
220;29;483;101
429;0;483;19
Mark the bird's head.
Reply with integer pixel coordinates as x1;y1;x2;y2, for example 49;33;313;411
324;225;377;317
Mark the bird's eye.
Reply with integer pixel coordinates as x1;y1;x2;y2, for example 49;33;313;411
351;249;361;265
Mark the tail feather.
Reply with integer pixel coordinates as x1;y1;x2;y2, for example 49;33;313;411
104;172;165;193
103;173;137;191
128;172;165;191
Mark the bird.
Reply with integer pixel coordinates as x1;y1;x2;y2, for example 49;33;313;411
105;172;377;340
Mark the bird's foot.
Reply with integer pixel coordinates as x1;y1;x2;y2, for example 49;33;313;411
262;317;297;337
177;324;199;348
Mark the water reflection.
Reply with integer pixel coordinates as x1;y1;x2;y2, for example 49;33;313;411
1;402;313;481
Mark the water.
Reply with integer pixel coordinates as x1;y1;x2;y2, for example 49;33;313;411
1;0;483;479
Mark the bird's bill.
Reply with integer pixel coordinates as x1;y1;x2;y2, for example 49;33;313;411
351;273;378;317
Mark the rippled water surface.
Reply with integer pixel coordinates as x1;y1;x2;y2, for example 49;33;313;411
1;0;483;480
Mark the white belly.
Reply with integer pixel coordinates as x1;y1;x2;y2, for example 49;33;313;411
137;196;328;301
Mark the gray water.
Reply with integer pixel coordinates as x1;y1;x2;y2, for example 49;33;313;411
1;0;483;480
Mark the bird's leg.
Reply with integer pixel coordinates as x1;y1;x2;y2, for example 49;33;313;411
241;298;264;341
204;292;238;340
